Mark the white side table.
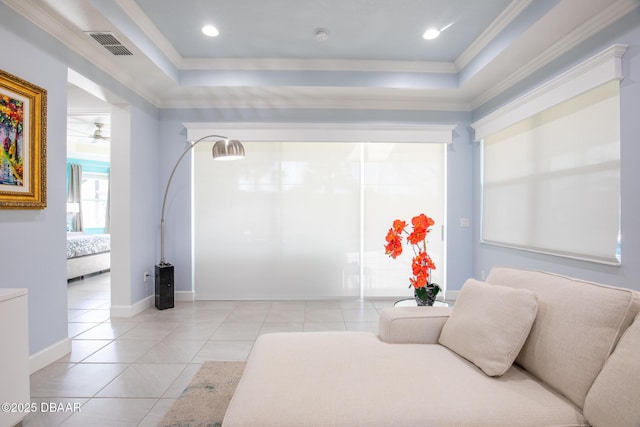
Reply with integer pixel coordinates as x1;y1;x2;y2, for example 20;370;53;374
394;298;450;307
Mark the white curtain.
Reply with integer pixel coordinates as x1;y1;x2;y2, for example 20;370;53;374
104;172;111;234
482;81;620;264
193;140;445;299
67;163;83;232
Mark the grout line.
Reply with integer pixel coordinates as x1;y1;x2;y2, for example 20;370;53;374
50;276;404;426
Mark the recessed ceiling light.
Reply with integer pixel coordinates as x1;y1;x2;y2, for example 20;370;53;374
202;25;219;37
422;28;440;40
423;22;453;41
315;28;329;42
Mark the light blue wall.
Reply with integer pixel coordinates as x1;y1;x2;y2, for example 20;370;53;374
0;2;159;356
158;109;475;293
446;124;475;290
156;118;192;293
129;107;161;303
471;12;640;291
0;7;68;356
66;158;110;174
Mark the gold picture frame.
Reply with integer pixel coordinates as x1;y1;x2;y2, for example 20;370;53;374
0;68;47;209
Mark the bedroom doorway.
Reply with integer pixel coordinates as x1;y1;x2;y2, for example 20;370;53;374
66;81;112;313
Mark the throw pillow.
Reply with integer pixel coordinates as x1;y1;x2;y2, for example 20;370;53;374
583;313;640;427
438;279;538;376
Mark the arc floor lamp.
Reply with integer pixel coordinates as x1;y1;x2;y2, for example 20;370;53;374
155;135;245;310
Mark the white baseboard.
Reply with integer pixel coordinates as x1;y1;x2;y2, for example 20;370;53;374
29;337;71;374
110;295;153;317
175;291;194;302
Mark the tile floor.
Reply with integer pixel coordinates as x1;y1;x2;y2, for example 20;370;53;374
23;273;403;426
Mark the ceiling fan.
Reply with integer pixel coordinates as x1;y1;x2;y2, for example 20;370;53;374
91;122;110;142
68;120;111;143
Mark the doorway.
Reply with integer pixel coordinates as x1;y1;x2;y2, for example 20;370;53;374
66;82;112;315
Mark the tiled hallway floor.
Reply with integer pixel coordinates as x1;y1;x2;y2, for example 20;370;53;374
24;273;400;426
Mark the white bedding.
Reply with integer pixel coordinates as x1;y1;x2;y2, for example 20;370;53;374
66;233;111;279
66;233;110;258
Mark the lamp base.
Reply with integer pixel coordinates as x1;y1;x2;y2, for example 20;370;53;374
155;263;174;310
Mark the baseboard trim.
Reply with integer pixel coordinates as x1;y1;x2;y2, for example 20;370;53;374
110;295;153;317
29;337;71;374
175;291;194;302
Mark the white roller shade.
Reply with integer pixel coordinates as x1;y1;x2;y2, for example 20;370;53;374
193;139;446;299
482;81;620;264
194;141;361;299
362;143;445;296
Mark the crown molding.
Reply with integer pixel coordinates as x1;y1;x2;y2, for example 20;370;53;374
156;88;471;111
471;44;627;140
180;57;458;73
455;0;534;70
184;122;458;144
7;0;634;115
114;0;182;66
470;0;638;110
3;0;161;106
67;107;112;115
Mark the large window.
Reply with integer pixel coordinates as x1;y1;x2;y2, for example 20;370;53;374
362;143;445;297
81;171;109;231
473;46;625;265
193;139;445;299
480;81;620;264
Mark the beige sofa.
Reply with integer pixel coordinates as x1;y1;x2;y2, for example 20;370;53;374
223;267;640;427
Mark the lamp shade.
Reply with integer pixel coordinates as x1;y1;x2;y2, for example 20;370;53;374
212;139;245;160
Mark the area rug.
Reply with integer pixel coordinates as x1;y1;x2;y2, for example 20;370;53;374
160;360;246;427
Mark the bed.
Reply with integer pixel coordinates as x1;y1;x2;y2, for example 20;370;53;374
66;233;111;280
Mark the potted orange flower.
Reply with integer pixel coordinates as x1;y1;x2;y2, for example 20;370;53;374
384;213;440;306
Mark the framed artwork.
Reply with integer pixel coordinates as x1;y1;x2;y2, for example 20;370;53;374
0;68;47;209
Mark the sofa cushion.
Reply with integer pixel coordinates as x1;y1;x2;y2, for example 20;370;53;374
438;279;538;376
584;313;640;427
486;267;640;409
223;331;587;427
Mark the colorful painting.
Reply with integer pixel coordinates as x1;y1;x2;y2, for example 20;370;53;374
0;69;46;208
0;94;24;186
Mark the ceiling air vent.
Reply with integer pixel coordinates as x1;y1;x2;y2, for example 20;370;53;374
86;32;133;56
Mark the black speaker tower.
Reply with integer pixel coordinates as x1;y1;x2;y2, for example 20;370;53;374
155;263;174;310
